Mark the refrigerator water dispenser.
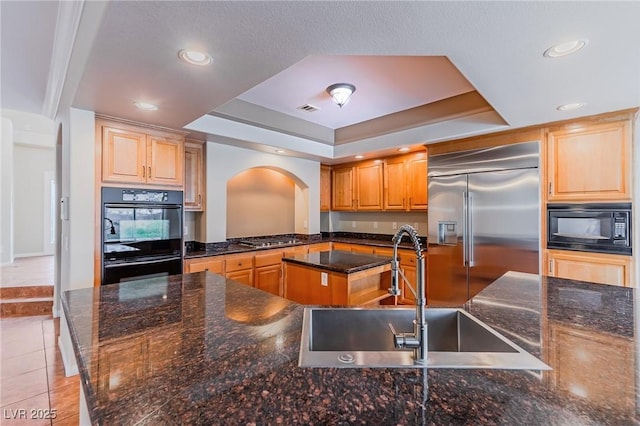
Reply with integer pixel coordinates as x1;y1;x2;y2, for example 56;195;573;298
438;221;457;245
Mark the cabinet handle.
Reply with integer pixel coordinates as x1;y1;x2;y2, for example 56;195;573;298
548;260;553;275
548;182;553;195
205;268;209;272
198;194;201;204
148;166;151;178
142;166;145;177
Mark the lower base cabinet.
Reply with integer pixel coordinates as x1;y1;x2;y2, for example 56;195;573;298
545;249;633;287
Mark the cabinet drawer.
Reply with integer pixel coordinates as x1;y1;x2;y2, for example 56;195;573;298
254;251;284;268
225;254;254;272
185;257;224;274
398;250;417;266
332;242;352;252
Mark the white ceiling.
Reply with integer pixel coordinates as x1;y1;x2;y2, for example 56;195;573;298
1;1;639;163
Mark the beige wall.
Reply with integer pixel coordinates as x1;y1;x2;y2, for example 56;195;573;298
227;168;295;238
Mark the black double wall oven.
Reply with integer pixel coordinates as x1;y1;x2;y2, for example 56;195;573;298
101;187;183;285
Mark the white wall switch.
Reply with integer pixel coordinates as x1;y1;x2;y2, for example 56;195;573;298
184;225;189;236
303;220;308;229
392;222;397;230
373;221;378;229
321;272;328;286
351;221;356;228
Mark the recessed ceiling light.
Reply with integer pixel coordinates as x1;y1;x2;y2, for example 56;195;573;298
398;147;410;153
543;39;588;58
134;101;158;111
178;49;213;66
355;155;364;159
275;149;286;154
556;102;586;111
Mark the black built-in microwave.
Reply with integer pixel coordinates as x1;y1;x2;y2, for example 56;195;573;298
547;203;632;255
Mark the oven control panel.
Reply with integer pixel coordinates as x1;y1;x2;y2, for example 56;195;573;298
122;189;168;202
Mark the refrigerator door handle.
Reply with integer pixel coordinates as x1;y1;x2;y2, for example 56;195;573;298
468;192;475;267
462;191;468;266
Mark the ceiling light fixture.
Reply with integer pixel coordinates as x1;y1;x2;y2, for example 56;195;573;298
275;149;286;154
355;155;364;159
178;49;213;66
134;101;158;111
543;39;588;58
556;102;585;111
326;83;356;108
398;147;410;153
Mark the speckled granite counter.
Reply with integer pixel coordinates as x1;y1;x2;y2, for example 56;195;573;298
282;250;392;274
62;272;638;425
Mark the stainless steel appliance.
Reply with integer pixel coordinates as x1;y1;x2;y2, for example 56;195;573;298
547;203;631;255
427;142;539;306
101;187;183;285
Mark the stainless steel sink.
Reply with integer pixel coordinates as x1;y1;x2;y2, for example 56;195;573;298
299;307;551;370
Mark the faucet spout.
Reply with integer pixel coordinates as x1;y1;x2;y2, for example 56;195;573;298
388;224;427;364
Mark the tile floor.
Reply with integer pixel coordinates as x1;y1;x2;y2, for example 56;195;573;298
0;256;55;288
0;315;79;425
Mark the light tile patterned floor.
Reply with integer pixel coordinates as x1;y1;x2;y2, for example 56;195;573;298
0;315;79;425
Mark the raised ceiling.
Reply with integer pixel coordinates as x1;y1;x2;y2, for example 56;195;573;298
1;1;639;162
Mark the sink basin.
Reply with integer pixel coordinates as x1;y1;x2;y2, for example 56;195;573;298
299;307;551;370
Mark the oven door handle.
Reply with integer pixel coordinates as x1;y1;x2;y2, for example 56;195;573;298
104;256;181;268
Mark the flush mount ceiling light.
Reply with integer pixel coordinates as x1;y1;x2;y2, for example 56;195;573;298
543;39;588;58
275;149;286;154
326;83;356;108
134;101;158;111
557;102;586;111
355;155;364;159
398;147;410;153
178;49;213;66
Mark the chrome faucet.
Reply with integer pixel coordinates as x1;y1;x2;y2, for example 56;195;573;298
388;224;427;364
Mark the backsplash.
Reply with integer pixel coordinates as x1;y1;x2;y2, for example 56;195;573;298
321;211;428;236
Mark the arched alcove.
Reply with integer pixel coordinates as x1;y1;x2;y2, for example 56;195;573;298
226;166;309;238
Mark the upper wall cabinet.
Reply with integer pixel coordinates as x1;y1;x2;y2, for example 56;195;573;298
332;165;355;210
384;152;428;211
355;161;383;210
98;118;185;188
546;120;631;202
320;165;331;212
184;140;205;211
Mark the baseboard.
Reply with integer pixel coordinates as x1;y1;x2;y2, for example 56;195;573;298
14;252;53;258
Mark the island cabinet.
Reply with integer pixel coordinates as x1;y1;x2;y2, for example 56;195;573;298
283;251;394;306
98;118;185;187
545;249;633;287
184;140;205;211
545;119;631;202
184;257;224;274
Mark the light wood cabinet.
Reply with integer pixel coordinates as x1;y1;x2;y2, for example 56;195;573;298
355;161;383;210
545;249;633;287
184;141;204;211
383;152;428;211
254;250;284;296
308;242;332;252
332;166;355;210
350;244;376;255
320;165;331;212
397;249;418;304
225;253;255;286
546;120;631;202
184;257;224;274
100;120;184;187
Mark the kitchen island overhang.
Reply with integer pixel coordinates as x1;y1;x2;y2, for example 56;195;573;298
62;271;637;425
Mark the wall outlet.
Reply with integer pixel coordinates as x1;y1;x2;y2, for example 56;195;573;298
321;272;328;286
392;222;397;230
303;220;308;229
373;221;378;229
184;225;189;236
352;221;356;228
414;222;419;230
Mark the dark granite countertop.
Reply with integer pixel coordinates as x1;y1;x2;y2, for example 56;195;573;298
62;272;638;425
184;232;426;259
282;250;392;274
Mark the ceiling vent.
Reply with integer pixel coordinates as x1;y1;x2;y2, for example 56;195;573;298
297;104;320;112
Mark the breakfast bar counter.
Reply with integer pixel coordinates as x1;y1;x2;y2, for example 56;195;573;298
62;271;638;425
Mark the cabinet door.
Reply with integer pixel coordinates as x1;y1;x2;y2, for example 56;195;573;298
186;258;223;274
398;250;418;304
547;121;631;201
184;142;204;211
332;166;355;210
226;269;254;287
320;165;331;212
546;249;632;287
147;136;184;186
350;244;375;255
407;156;428;210
356;162;383;210
332;242;352;252
102;126;147;184
308;242;332;252
383;157;407;210
255;264;282;296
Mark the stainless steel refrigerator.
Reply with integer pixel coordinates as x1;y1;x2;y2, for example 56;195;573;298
427;142;539;306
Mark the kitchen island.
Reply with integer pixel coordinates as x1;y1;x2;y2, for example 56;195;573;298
283;250;393;306
62;271;637;425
